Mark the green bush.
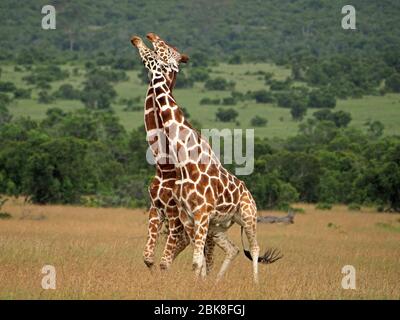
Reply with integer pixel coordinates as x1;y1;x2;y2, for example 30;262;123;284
14;88;31;99
385;73;400;93
215;108;238;122
38;91;54;104
204;77;235;91
250;116;268;127
54;84;81;100
252;90;274;103
200;97;220;105
316;203;332;210
348;203;361;211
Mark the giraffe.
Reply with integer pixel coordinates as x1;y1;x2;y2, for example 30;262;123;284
132;35;282;283
140;36;190;270
139;34;214;274
144;33;218;274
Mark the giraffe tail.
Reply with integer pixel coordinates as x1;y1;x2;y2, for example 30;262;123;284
240;226;283;264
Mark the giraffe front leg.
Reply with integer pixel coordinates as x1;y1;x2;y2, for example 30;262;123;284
159;210;183;270
143;206;163;269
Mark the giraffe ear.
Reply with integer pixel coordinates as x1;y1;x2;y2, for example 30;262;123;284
180;54;189;63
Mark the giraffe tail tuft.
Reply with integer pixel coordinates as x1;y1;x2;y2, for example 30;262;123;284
241;227;283;264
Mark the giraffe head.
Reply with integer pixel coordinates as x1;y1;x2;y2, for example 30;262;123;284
146;32;189;72
131;35;173;75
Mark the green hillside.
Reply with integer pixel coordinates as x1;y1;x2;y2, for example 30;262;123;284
1;0;399;63
2;62;400;138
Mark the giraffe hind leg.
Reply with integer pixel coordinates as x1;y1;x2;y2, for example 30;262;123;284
239;200;260;284
213;232;240;282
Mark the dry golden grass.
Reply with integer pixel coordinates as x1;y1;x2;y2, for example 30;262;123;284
0;199;399;300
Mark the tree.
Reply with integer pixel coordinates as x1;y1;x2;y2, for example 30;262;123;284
308;89;336;109
366;120;384;137
80;74;117;109
215;108;238;122
23;137;90;204
290;102;307;121
332;110;352;128
385;73;400;93
0;81;16;93
54;84;81;100
313;109;352;128
189;67;210;82
38;91;54;104
252;90;274;103
228;54;242;64
0;105;12;126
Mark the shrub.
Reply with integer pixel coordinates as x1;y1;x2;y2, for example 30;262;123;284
222;97;237;105
23;65;69;85
290;103;307;121
268;79;291;91
215;108;238;122
38;91;54;104
189;67;210;82
54;84;81;100
316;203;332;210
204;77;235;91
251;116;268;127
252;90;274;103
14;88;31;99
385;73;400;92
0;212;11;219
228;54;242;64
348;203;361;211
0;81;16;93
200;97;220;105
308;89;336;109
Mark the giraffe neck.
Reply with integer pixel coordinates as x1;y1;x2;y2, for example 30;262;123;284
151;68;220;169
144;71;177;175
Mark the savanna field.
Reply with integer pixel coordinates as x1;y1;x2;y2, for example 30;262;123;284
0;199;399;300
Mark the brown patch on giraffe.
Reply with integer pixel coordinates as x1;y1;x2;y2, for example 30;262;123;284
162;179;175;189
174;110;183;123
168;96;176;106
205;186;215;204
207;164;219;177
185;162;197;178
161;109;173;124
232;188;239;203
199;174;209;186
159;190;171;204
220;173;228;186
224;189;233;203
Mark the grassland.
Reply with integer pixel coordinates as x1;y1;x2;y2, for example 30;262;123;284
0;199;399;299
2;63;400;139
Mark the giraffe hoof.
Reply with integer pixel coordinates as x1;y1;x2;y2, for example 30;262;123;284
144;259;154;269
159;262;170;271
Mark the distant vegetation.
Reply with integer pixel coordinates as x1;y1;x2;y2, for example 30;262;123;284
0;1;399;211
